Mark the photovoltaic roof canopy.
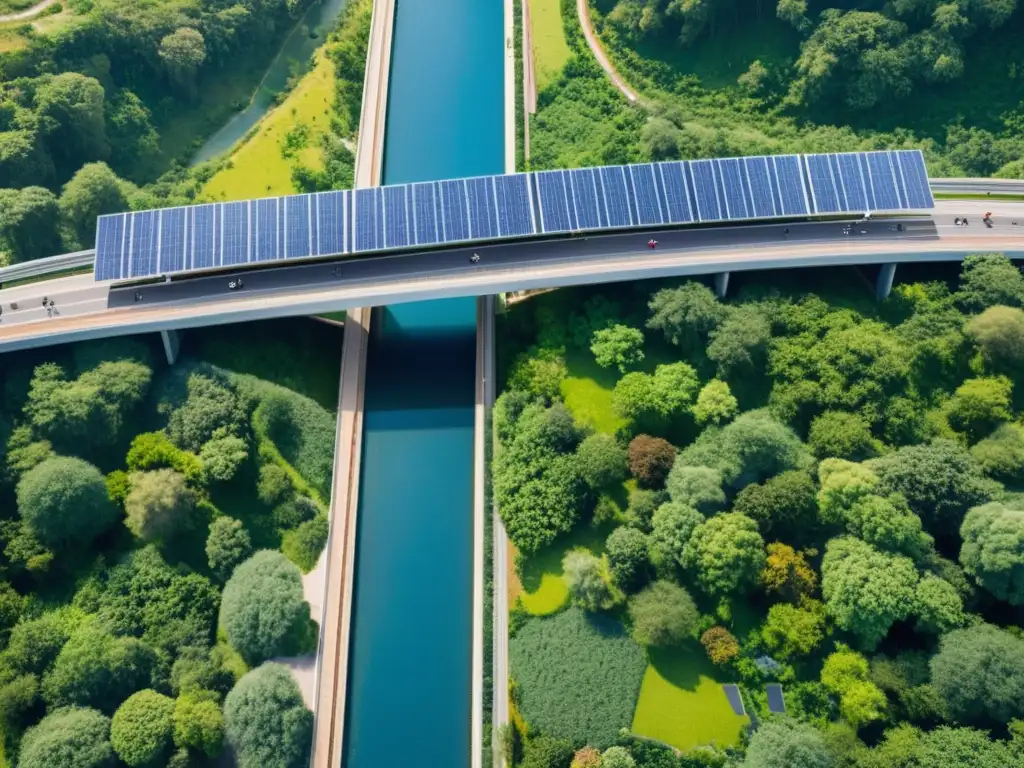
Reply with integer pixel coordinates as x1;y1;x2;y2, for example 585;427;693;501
93;150;934;282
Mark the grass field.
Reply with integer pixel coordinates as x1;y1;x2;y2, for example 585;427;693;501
202;50;335;200
0;5;78;53
561;347;627;435
529;0;572;92
631;645;749;751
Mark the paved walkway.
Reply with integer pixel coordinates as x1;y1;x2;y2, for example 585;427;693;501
275;550;329;707
0;0;56;22
575;0;637;102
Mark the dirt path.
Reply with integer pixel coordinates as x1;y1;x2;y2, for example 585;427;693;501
0;0;56;23
575;0;638;102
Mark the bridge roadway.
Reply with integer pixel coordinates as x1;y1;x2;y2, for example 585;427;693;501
0;200;1021;352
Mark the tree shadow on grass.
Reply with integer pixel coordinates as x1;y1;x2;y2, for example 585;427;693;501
519;520;620;594
647;643;721;692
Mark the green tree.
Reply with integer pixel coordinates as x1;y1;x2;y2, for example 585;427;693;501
124;470;196;543
743;719;833;768
575;434;627;490
170;645;239;700
707;305;772;376
693;379;738;426
0;130;54;190
18;707;115;768
874;439;997;530
959;501;1024;605
110;690;174;767
605;526;650;591
627;580;698;647
821;645;887;728
930;624;1024;723
601;746;636;768
700;626;740;665
42;620;155;712
168;374;246;452
563;550;612;611
733;470;818;542
914;573;965;634
626;435;675;488
965;305;1024;376
173;694;224;757
508;349;568;403
971;423;1024;481
821;536;918;650
945;376;1013;442
591;324;645;372
219;551;310;665
34;73;109;172
649;502;703;569
58;163;128;249
809;411;878;460
200;434;248;482
159;28;207;98
0;186;62;263
761;542;818;603
761;601;826;659
612;363;699;425
257;464;292;506
956;254;1024;313
207;517;253;580
104;90;159;178
647;283;726;351
17;457;116;549
665;463;725;514
5;611;73;676
224;663;312;768
843;494;933;561
682;512;766;597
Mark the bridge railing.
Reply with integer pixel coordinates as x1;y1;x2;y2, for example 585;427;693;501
0;250;94;285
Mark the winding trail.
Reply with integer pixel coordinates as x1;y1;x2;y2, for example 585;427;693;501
0;0;56;23
575;0;638;102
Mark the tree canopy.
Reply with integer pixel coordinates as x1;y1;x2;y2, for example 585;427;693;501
224;664;312;768
627;580;698;647
16;457;117;549
18;707;115;768
959;502;1024;605
930;625;1024;724
682;512;766;597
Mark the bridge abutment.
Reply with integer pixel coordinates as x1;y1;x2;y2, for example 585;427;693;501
876;263;897;301
714;272;730;298
160;329;180;365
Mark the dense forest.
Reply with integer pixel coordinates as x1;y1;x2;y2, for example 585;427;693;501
0;321;340;767
495;254;1024;768
0;0;369;266
528;0;1024;177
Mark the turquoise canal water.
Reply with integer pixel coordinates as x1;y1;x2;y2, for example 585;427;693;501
341;0;504;763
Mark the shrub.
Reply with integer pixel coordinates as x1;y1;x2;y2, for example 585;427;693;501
509;608;646;749
693;379;738;425
206;517;253;579
170;645;240;700
701;626;740;665
18;706;115;768
219;551;310;665
272;495;319;529
257;464;292;505
224;663;312;768
125;432;205;487
665;463;725;514
200;434;248;482
563;550;613;611
627;580;698;647
575;434;628;490
281;515;329;572
124;469;196;543
173;694;224;756
626;435;675;488
522;735;574;768
743;719;832;768
16;457;117;549
4;610;74;676
168;374;246;452
605;526;651;591
110;690;175;767
0;582;25;643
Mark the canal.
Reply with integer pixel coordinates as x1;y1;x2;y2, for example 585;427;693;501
341;0;504;764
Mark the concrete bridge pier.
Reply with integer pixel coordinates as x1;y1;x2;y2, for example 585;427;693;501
160;329;180;365
876;263;898;301
714;272;730;298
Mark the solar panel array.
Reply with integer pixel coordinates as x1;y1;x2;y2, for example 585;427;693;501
94;149;934;282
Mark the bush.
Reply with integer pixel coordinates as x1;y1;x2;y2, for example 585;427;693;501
522;735;574;768
693;379;738;425
257;464;292;505
272;495;319;529
173;694;224;756
665;463;725;514
110;690;175;767
563;550;613;611
627;580;698;647
16;457;117;549
575;434;628;490
509;608;646;749
224;663;313;768
219;551;310;665
18;706;116;768
124;469;196;543
281;515;329;572
4;610;74;676
971;423;1024;481
700;626;740;665
626;435;676;488
170;645;240;700
605;527;650;591
206;517;253;579
743;719;832;768
125;432;205;487
168;374;246;452
200;434;248;482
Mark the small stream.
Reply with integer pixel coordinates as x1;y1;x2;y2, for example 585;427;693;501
190;0;348;165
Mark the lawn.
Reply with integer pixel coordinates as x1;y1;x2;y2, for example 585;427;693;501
202;50;335;200
632;645;749;751
529;0;572;92
561;347;626;435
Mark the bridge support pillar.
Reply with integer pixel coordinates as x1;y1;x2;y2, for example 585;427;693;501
160;330;180;366
714;272;730;299
876;263;897;301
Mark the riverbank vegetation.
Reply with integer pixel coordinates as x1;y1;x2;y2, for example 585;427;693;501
496;254;1024;767
527;0;1024;177
0;0;372;266
0;318;341;766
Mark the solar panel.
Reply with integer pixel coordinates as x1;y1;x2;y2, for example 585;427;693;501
93;150;935;281
766;684;786;714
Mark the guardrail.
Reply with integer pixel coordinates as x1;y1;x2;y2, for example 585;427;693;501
0;250;94;285
931;179;1024;195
